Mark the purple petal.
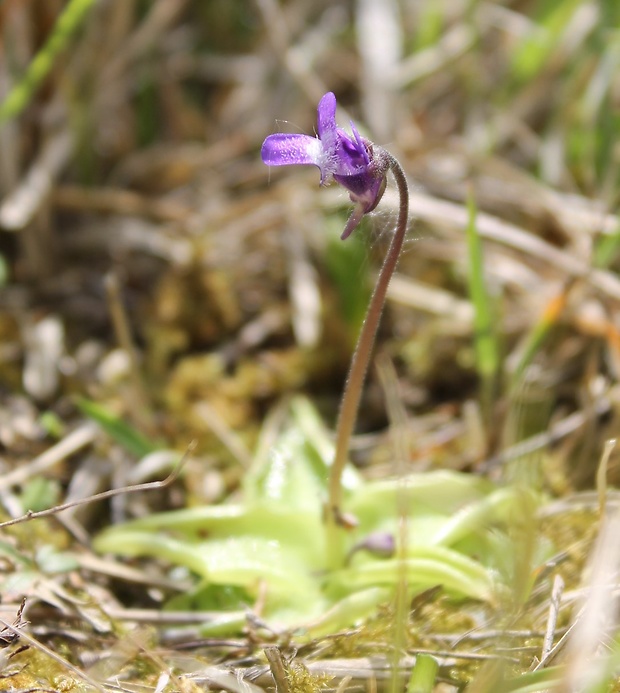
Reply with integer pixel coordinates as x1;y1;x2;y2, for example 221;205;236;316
349;122;370;165
333;128;370;176
334;170;382;201
317;92;337;139
261;133;321;167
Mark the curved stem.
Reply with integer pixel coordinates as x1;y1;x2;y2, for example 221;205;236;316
326;153;409;566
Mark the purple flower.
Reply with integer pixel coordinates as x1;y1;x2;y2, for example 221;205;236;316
261;92;388;239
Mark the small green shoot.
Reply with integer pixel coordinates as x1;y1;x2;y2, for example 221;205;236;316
39;411;67;439
407;654;438;693
18;477;60;514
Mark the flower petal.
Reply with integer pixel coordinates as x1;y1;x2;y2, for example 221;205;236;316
317;92;337;139
334;170;383;203
349;122;370;165
261;133;322;167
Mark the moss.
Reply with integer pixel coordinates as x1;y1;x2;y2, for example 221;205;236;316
286;662;333;693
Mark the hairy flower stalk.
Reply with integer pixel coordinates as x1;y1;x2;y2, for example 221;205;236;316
262;93;409;566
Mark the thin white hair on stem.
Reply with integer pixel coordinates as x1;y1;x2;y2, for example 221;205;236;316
365;176;420;254
274;118;306;135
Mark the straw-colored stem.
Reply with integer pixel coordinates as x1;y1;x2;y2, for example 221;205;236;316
326;153;409;567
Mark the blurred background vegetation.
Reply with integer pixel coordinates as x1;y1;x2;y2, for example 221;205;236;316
2;0;620;689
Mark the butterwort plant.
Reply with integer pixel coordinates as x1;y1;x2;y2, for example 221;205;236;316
262;92;410;566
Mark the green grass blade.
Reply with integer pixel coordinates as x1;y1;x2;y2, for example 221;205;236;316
511;287;568;385
466;191;500;410
0;0;97;123
509;0;584;82
593;218;620;268
77;397;157;458
323;215;371;339
499;665;563;692
305;587;390;638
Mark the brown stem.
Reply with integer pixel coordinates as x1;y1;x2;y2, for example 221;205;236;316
327;153;409;558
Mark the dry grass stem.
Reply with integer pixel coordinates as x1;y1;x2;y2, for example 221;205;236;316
0;617;107;693
0;442;191;529
540;573;565;666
